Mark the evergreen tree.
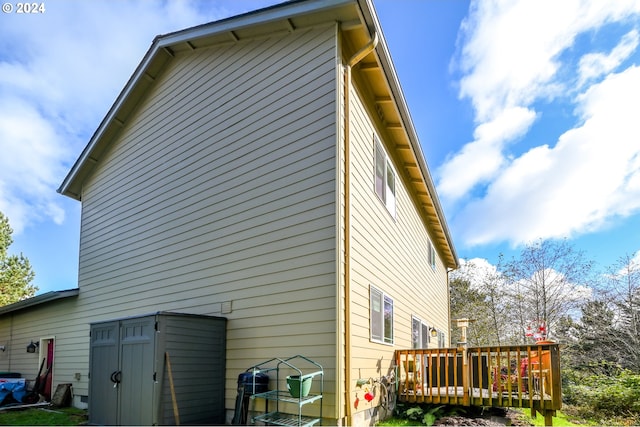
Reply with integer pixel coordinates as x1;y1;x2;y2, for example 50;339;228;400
0;212;37;306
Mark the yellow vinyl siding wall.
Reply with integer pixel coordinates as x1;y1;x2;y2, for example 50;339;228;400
345;75;450;411
54;25;339;418
0;298;84;400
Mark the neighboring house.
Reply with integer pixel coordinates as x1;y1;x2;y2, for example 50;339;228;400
1;0;458;424
0;290;79;402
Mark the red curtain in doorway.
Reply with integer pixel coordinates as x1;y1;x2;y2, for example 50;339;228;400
44;340;54;400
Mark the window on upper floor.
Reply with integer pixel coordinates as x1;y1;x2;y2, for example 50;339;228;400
411;316;430;349
371;285;394;345
428;240;436;271
374;138;396;218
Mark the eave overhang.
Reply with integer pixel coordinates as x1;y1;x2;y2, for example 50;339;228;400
352;0;459;269
57;0;458;269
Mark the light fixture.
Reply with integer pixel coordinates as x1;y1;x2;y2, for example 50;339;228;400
0;345;5;352
26;341;39;353
430;328;438;338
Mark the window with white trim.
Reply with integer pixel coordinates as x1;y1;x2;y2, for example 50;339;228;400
428;328;446;348
438;330;446;348
428;240;436;270
374;138;396;217
370;286;394;344
411;316;430;349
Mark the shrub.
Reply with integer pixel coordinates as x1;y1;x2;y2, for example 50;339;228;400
394;403;468;426
563;367;640;425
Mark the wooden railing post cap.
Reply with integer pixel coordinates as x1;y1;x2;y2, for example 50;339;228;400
456;318;473;328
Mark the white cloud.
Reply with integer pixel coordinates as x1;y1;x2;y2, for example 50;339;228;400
455;65;640;246
456;0;640;121
0;98;70;232
438;106;536;199
578;29;639;86
0;0;261;234
452;257;501;287
440;0;640;248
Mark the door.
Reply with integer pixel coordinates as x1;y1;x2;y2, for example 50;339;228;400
89;317;157;425
44;339;54;400
36;337;55;401
118;317;156;425
89;321;119;425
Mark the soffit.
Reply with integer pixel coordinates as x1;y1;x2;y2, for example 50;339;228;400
344;0;458;269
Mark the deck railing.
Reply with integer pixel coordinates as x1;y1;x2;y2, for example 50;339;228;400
395;344;561;413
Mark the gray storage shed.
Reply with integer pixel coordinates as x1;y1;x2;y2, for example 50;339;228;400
88;312;226;425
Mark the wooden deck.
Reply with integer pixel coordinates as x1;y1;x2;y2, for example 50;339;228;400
396;344;561;423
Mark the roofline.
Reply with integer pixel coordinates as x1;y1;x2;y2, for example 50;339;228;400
57;0;458;268
57;0;353;198
155;0;351;48
0;288;79;316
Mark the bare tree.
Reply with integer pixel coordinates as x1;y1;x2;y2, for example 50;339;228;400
603;253;640;371
503;239;594;342
450;258;511;346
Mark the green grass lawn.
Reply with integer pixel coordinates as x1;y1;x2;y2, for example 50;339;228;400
521;409;595;427
377;418;416;426
0;407;87;425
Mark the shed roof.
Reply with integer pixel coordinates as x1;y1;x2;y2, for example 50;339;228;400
57;0;458;269
0;288;79;316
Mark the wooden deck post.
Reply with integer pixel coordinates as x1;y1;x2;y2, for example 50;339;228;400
532;408;555;426
457;319;471;407
461;347;470;406
544;410;555;426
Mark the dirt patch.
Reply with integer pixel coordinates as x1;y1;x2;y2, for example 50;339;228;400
434;409;533;426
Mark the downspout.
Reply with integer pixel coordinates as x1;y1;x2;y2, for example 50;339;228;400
447;268;453;347
8;315;13;372
343;30;378;423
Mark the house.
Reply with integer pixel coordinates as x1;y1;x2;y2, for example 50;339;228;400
1;0;458;424
0;290;79;402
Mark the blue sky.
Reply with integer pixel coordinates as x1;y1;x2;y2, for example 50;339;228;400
1;0;639;295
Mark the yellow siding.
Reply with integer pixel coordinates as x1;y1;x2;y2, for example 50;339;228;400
2;25;340;418
0;20;454;425
0;298;84;405
345;72;451;413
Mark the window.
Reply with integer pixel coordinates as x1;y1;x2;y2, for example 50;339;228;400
411;316;430;349
438;330;446;348
427;328;446;348
374;139;396;217
428;240;436;270
371;286;394;344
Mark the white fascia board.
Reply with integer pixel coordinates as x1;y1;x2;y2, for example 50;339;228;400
156;0;353;48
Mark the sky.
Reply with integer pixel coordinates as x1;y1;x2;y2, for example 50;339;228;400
1;0;639;295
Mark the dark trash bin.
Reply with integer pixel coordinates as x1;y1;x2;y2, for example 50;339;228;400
232;371;269;425
0;373;21;378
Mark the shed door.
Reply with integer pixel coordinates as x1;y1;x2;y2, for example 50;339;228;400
89;321;119;426
118;317;156;426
